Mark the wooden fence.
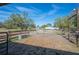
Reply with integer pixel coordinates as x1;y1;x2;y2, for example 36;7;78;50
0;30;30;55
67;9;79;47
0;32;8;54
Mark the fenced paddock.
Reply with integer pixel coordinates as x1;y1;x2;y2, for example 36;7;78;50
0;30;30;55
62;9;79;47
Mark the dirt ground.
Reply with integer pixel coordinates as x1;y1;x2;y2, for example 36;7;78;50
16;30;79;54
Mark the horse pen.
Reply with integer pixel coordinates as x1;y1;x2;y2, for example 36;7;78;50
0;30;30;54
62;9;79;47
0;3;79;55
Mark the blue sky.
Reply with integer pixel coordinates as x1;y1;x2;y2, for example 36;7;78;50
0;3;79;26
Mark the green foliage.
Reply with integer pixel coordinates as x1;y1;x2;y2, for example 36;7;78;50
41;24;48;29
70;16;77;29
54;15;77;32
40;23;52;29
4;13;36;30
54;16;69;30
27;19;36;30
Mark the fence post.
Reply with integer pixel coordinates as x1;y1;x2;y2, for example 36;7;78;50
6;31;9;54
76;9;79;47
76;36;78;47
68;17;70;40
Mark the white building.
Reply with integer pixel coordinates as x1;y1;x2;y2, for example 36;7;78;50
45;27;59;30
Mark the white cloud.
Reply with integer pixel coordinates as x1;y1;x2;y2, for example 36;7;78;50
36;4;60;20
15;5;60;20
15;4;61;23
16;6;41;13
15;6;42;17
16;6;34;12
4;6;21;13
47;4;61;16
31;7;42;13
0;10;11;15
52;4;60;10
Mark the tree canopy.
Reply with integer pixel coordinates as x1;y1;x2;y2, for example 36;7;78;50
54;16;69;29
3;13;36;30
54;16;77;32
40;23;52;29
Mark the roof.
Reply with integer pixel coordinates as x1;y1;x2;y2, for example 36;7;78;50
0;3;9;6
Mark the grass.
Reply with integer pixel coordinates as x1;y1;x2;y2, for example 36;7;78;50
54;30;63;35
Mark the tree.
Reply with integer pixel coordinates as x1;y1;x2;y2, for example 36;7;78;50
40;23;52;29
27;19;36;30
54;17;63;29
46;23;52;27
4;13;36;30
54;16;69;30
41;24;47;29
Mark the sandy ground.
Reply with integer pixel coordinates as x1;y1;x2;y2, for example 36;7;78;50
17;30;79;53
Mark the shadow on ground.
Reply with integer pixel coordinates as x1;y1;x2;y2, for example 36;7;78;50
7;41;79;55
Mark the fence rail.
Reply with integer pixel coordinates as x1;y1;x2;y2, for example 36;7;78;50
0;30;30;55
0;32;8;54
